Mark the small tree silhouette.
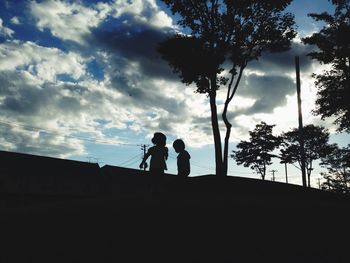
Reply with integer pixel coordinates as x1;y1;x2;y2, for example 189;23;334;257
158;0;296;176
280;125;334;187
231;122;281;180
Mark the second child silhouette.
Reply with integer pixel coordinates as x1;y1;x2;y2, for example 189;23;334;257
173;139;191;177
139;132;168;194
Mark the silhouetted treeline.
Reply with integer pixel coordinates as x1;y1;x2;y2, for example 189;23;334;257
232;122;350;194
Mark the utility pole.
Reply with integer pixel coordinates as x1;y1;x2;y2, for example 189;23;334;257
270;169;278;182
295;56;307;187
317;178;321;189
280;157;289;184
140;144;149;170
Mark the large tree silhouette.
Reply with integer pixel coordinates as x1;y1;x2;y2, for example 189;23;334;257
280;125;333;187
302;0;350;132
158;0;295;176
231;122;281;180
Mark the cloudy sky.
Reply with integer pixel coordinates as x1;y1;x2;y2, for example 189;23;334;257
0;0;348;186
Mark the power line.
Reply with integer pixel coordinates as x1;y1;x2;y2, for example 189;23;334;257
118;154;142;167
191;163;213;173
1;122;217;173
86;156;99;163
123;157;142;168
290;163;302;171
168;153;214;173
1;119;327;181
228;169;256;175
169;153;254;175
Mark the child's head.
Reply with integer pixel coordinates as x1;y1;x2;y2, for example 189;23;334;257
151;132;167;146
173;139;185;153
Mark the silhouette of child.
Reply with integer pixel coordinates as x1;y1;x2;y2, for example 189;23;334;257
139;132;168;193
173;139;191;177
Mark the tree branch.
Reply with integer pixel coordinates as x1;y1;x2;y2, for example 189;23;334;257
228;64;245;102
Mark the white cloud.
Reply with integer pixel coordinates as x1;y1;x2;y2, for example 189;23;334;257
148;10;173;28
2;1;347;165
111;0;145;17
110;0;173;28
0;69;127;157
30;0;110;44
10;16;21;25
0;121;86;158
0;37;330;158
0;18;14;38
0;40;86;82
0;40;97;156
0;39;173;156
29;0;175;44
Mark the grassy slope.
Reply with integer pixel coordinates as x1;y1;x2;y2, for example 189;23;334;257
1;175;349;263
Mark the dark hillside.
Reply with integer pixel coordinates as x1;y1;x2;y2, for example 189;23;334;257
0;150;100;177
0;150;349;262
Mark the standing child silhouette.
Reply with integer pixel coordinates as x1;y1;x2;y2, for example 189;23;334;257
173;139;191;177
139;132;168;193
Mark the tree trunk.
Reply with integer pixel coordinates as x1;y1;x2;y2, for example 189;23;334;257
343;168;348;194
262;163;266;180
284;163;288;183
307;162;313;187
209;84;223;176
222;66;244;177
222;101;232;177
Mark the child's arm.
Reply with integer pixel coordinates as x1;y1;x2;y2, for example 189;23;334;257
139;151;151;169
165;147;168;160
182;152;191;176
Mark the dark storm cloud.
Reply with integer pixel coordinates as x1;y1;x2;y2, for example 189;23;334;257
88;16;311;134
234;74;295;115
110;72;187;117
62;83;89;95
87;17;192;125
57;96;82;112
248;42;315;73
190;116;213;135
0;72;47;115
2;96;40;115
91;19;178;81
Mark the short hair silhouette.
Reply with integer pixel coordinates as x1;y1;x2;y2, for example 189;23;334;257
173;139;190;177
151;132;166;146
173;139;185;152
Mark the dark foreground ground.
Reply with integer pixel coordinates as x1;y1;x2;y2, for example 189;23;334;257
1;175;350;263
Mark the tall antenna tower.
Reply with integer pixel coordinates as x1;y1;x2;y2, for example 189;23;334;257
295;56;307;187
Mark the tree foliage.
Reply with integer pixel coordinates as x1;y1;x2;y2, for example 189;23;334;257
280;125;333;187
320;144;350;194
231;122;281;180
302;0;350;132
158;0;295;176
